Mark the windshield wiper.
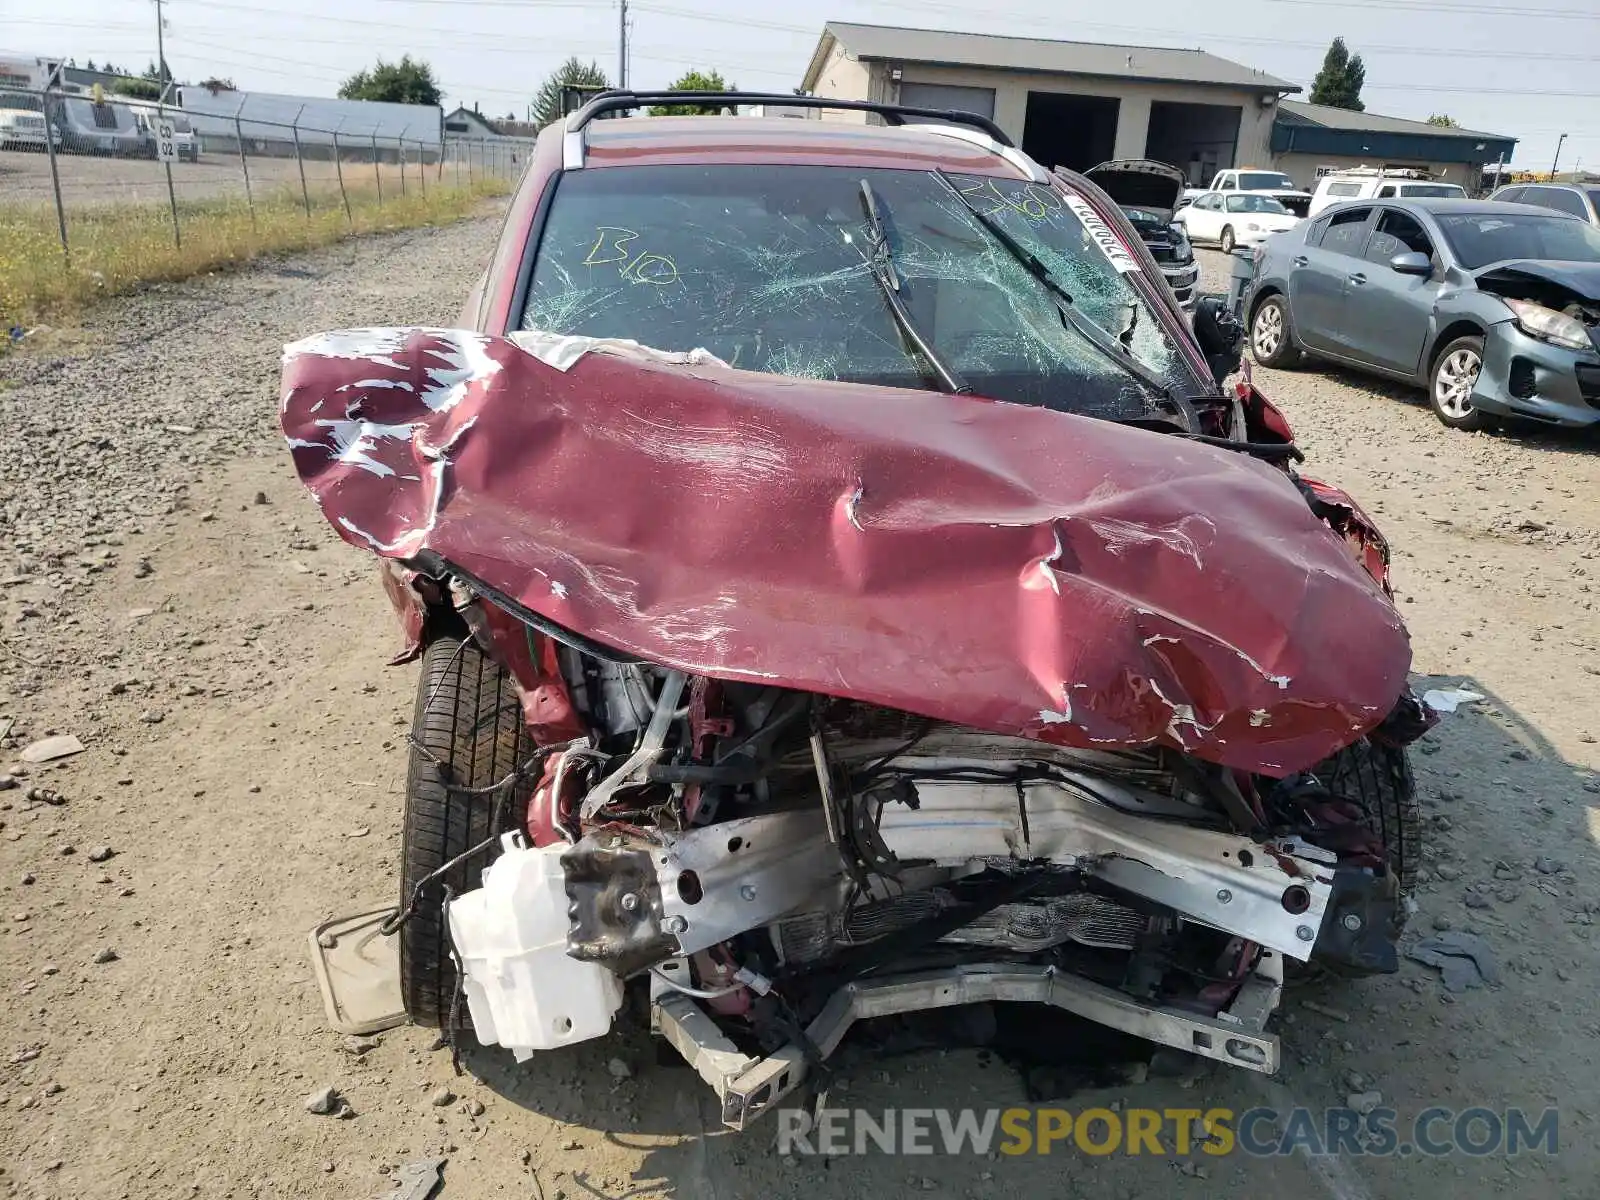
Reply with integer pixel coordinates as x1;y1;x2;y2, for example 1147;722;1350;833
931;169;1196;427
854;179;973;395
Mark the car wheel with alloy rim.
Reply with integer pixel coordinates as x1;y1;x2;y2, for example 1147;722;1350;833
1429;334;1494;431
1249;294;1302;368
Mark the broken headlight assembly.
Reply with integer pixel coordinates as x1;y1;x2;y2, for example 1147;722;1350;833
1503;297;1594;352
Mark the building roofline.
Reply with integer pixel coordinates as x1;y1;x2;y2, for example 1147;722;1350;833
1277;99;1513;143
805;20;1301;94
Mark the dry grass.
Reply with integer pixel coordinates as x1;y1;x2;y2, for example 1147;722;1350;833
1;174;510;337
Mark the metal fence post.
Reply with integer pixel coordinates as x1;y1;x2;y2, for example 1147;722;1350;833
233;114;257;230
454;138;462;187
371;132;382;205
398;123;410;198
39;85;70;262
331;126;353;226
291;104;311;218
467;138;475;185
416;139;426;197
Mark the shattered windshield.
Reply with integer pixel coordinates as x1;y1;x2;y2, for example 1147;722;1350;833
522;164;1194;419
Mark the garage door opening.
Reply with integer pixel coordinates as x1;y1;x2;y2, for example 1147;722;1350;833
1022;92;1119;173
1145;101;1241;187
897;82;996;128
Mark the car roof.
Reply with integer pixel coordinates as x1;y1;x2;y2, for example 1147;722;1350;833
1494;182;1584;192
579;116;1033;178
1391;198;1578;217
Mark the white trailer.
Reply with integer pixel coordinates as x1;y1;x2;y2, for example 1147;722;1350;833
174;87;442;156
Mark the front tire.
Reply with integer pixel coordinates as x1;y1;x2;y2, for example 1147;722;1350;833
1220;225;1236;253
399;636;535;1027
1249;294;1303;368
1430;335;1491;431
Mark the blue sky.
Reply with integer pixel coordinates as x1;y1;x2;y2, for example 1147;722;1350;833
6;0;1597;169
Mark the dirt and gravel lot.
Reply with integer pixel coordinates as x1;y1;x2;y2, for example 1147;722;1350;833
2;230;1599;1200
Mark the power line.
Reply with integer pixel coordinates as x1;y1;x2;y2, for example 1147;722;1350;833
1366;83;1600;97
630;3;1600;63
1265;0;1599;17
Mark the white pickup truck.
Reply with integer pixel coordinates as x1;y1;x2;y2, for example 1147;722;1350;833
1180;168;1313;218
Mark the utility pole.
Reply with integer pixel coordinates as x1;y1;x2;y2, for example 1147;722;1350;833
614;0;627;89
1550;132;1567;181
153;0;180;247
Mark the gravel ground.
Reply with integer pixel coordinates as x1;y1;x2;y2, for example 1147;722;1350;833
1;236;1599;1200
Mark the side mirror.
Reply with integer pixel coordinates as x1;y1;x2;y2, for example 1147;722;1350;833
1389;251;1432;277
1192;295;1244;387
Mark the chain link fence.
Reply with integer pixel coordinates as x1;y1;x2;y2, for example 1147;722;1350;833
1;84;531;265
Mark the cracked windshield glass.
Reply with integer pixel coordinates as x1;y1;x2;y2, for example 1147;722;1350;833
523;164;1188;419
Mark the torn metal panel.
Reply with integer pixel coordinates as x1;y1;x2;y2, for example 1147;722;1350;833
282;328;1412;777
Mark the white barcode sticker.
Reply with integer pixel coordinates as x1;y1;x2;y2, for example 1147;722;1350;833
1061;193;1140;273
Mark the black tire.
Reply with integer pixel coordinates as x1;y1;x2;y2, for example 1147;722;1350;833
1316;738;1420;900
1219;225;1236;254
1249;293;1303;368
1429;334;1494;431
400;635;536;1027
1289;737;1419;985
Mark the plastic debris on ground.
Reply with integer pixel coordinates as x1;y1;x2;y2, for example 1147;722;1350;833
1405;930;1499;992
1421;688;1485;715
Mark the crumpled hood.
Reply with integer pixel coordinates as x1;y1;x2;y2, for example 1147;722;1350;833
281;328;1412;777
1476;259;1600;302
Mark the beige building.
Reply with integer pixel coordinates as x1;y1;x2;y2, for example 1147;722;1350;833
802;24;1517;191
802;22;1300;185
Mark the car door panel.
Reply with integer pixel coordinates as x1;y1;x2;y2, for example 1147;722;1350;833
1339;208;1441;377
1290;206;1374;354
1180;195;1220;243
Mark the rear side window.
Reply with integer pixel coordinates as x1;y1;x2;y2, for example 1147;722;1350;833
1400;184;1465;199
1325;182;1363;198
1526;187;1588;219
1319;206;1372;255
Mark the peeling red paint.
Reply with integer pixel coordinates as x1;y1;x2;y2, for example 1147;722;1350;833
282;328;1413;778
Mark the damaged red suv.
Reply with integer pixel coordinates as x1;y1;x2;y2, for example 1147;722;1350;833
282;92;1429;1128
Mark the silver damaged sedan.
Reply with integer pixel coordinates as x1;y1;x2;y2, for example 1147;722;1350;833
1246;199;1600;431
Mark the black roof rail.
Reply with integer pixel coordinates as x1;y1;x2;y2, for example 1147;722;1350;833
563;90;1015;148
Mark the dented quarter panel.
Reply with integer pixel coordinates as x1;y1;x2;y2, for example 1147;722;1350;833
281;328;1412;777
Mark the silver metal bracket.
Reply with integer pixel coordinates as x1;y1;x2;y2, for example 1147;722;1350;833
653;957;1284;1130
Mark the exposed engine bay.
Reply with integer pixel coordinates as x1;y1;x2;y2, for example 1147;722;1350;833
281;326;1429;1128
441;618;1421;1129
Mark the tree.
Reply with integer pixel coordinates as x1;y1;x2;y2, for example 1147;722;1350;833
648;69;734;116
1309;38;1365;112
530;57;610;127
1426;114;1459;127
113;77;165;100
338;55;441;107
